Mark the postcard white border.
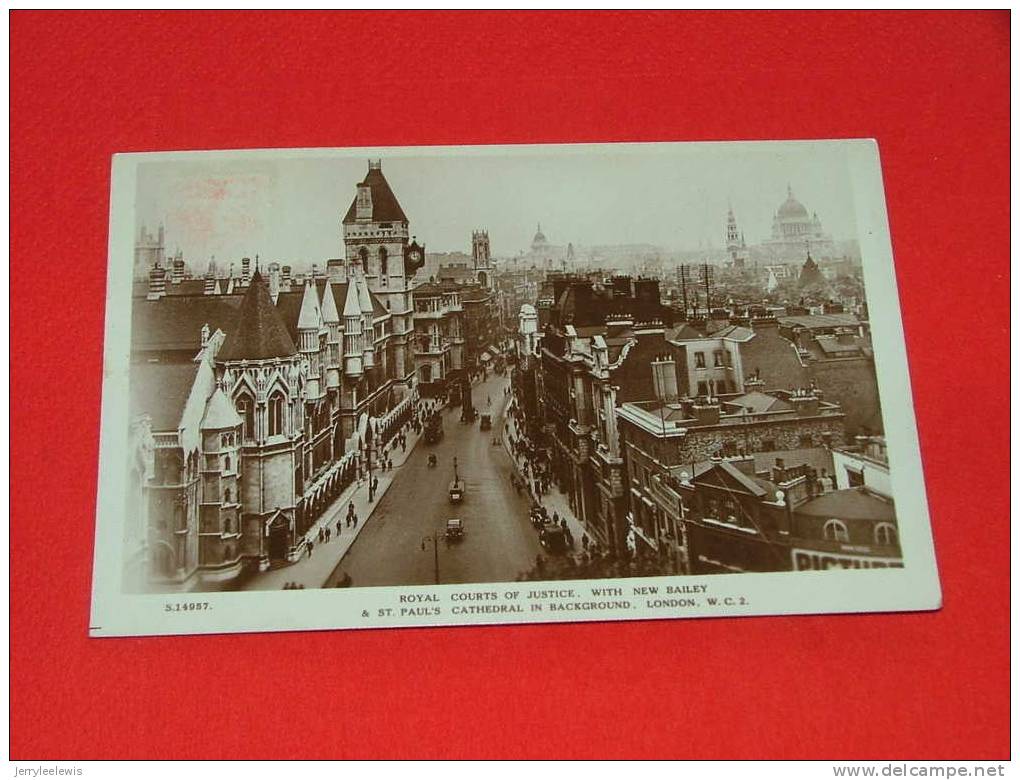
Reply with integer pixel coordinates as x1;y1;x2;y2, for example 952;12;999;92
90;139;941;638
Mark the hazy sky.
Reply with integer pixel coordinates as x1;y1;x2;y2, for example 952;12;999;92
135;143;860;270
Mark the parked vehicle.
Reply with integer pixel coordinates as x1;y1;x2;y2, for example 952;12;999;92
539;523;568;555
479;414;492;431
424;415;444;444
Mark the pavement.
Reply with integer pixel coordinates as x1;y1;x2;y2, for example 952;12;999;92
501;400;591;553
238;400;433;591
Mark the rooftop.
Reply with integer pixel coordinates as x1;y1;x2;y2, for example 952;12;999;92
343;163;408;224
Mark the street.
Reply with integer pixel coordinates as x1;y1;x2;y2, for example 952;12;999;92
329;371;543;587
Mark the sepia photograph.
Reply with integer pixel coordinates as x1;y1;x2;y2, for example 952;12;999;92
91;140;940;636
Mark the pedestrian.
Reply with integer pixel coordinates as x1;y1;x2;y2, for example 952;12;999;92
336;518;343;536
553;512;559;526
307;540;314;558
325;527;331;543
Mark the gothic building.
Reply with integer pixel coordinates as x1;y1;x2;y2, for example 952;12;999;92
341;159;424;390
472;229;494;290
126;159;422;591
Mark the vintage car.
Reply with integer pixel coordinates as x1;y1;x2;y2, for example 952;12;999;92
449;479;464;503
539;523;568;555
479;414;492;431
529;506;547;530
445;518;464;540
424;415;444;444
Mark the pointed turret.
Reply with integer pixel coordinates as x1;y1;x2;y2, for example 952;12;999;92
297;279;322;333
218;271;297;362
354;275;376;369
321;280;340;324
322;281;342;389
297;280;325;399
343;280;364;378
201;386;243;431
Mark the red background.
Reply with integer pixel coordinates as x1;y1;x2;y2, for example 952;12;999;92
10;11;1010;759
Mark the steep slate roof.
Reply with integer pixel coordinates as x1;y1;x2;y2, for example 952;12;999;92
129;360;200;432
370;290;389;318
321;280;340;324
132;294;243;353
696;460;770;498
666;323;706;342
201;386;243;430
726;391;792;414
297;280;323;330
342;165;408;224
711;324;755;341
217;271;297;361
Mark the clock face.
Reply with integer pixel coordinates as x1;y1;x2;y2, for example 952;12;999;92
410;250;421;262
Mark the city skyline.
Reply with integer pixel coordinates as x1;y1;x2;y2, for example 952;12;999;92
134;144;861;271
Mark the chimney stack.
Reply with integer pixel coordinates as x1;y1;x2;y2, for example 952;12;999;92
791;388;820;417
268;262;281;303
171;254;185;284
282;265;292;291
327;258;345;284
651;355;679;404
690;398;720;426
355;182;373;220
772;457;787;483
241;257;252;283
146;263;166;300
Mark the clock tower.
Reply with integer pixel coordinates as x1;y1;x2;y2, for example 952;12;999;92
341;160;422;387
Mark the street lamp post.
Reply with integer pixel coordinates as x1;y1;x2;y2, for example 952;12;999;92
421;533;440;584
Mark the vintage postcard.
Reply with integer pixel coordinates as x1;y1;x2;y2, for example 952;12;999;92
90;140;940;637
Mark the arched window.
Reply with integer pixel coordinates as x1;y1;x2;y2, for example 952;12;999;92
224;517;233;534
224;454;231;473
224;487;232;504
268;392;286;437
358;246;369;273
874;522;897;546
379;247;388;279
236;393;255;442
823;519;849;543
